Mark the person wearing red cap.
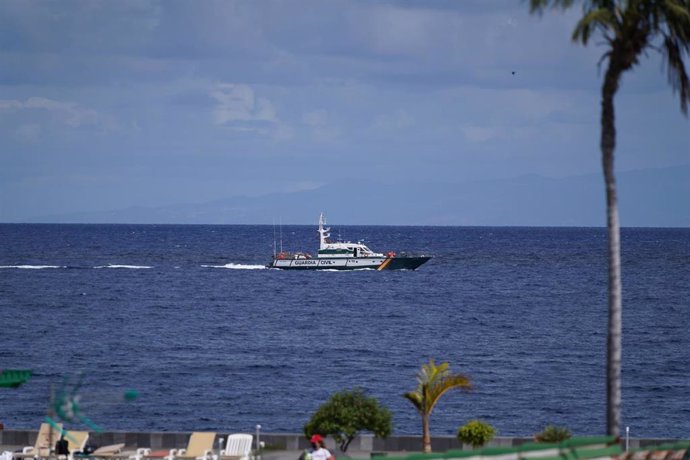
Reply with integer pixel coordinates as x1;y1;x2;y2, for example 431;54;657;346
305;434;334;460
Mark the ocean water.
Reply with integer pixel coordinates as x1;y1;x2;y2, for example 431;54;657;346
0;224;688;438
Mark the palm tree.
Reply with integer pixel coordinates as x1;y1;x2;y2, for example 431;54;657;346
529;0;690;437
404;359;471;453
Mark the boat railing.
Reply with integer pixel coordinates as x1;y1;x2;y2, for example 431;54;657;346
275;252;312;260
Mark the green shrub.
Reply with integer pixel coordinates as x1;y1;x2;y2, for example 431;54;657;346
457;420;496;448
534;425;572;443
304;388;392;452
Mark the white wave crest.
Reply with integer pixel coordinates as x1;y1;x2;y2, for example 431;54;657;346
0;265;65;269
94;264;152;269
202;263;266;270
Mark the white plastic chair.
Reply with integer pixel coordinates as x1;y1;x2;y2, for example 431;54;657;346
220;434;253;460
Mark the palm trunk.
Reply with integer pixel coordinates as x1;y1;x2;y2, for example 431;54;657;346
422;413;431;453
601;57;623;438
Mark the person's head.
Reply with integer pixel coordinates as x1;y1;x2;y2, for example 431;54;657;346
310;434;324;449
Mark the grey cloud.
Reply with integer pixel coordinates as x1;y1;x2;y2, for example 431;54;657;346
210;83;277;125
0;96;113;129
0;0;648;93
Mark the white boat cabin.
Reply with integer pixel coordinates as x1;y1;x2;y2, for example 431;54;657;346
317;213;385;259
317;242;384;258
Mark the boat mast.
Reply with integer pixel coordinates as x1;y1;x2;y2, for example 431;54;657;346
318;212;331;250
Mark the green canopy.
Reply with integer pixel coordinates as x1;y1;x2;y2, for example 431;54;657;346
0;369;33;388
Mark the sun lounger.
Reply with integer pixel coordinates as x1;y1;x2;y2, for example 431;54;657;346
218;434;252;460
13;422;64;459
92;445;125;456
58;431;90;460
88;444;128;459
139;432;216;460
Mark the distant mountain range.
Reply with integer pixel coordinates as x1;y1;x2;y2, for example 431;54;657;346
22;165;690;227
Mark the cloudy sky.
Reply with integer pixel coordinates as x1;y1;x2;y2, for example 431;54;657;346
1;0;688;223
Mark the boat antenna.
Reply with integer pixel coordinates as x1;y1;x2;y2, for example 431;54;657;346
272;218;276;258
318;212;331;249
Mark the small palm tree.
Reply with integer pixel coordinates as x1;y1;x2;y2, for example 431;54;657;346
404;359;471;453
529;0;690;437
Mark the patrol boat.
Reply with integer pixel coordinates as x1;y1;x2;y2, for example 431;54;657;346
268;213;431;270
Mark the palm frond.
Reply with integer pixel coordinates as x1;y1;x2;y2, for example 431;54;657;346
664;0;690;41
405;359;471;413
663;35;690;114
664;0;690;26
529;0;578;15
403;391;424;412
425;374;472;415
418;359;448;385
573;7;619;44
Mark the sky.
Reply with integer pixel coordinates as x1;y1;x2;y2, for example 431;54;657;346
0;0;688;223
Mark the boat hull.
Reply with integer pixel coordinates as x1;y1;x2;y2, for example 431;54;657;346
268;256;430;271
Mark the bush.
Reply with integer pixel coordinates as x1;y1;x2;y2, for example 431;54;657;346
457;420;496;448
304;388;392;452
534;425;572;443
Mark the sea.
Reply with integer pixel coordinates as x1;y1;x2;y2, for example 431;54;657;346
1;224;688;439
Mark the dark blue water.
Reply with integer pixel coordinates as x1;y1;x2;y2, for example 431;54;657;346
1;224;689;438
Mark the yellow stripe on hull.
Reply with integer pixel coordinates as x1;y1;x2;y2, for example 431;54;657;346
377;258;393;271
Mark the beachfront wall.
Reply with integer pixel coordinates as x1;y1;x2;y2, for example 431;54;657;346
0;430;681;453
